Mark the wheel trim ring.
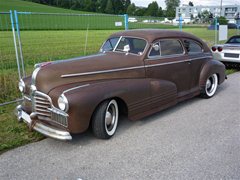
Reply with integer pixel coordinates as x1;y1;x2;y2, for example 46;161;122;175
104;100;118;136
205;74;218;97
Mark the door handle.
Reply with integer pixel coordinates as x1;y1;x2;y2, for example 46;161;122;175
186;60;191;64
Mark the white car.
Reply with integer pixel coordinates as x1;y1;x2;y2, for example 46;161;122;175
211;35;240;68
128;17;137;23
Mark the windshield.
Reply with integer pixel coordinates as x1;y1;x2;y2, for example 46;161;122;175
100;36;147;55
226;36;240;44
100;37;120;52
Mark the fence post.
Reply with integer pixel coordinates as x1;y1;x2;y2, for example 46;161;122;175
215;17;218;44
14;10;25;77
10;10;21;81
124;14;128;30
179;16;183;31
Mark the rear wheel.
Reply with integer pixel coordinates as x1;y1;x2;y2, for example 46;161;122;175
92;99;119;139
201;74;218;98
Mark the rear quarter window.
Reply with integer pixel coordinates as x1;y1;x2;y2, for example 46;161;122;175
160;39;184;56
183;39;203;53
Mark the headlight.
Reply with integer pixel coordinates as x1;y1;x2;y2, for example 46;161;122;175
58;95;69;112
18;79;25;93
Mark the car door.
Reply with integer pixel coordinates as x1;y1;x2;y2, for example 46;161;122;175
144;38;192;105
182;38;210;92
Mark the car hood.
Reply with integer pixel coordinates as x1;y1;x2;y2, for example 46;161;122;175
34;52;145;94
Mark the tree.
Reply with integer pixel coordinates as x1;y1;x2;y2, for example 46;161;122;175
122;0;131;12
145;1;159;17
218;16;228;25
105;0;114;14
200;10;211;23
188;1;194;6
83;0;96;12
135;7;146;16
190;14;194;20
112;0;124;14
165;0;180;18
126;3;136;15
96;0;108;13
157;7;163;17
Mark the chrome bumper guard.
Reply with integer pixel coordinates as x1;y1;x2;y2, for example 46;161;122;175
16;105;72;140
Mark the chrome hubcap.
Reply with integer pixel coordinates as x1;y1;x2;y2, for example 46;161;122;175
205;74;218;97
105;111;113;126
206;79;211;89
104;100;118;136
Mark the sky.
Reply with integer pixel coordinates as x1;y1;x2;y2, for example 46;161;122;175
132;0;240;9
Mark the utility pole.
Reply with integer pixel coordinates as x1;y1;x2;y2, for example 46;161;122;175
220;0;223;16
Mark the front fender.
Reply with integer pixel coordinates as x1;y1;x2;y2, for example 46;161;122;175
199;59;225;89
64;79;151;133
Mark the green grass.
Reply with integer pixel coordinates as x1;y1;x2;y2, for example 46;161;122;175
16;13;124;30
0;0;92;13
0;30;118;104
226;69;238;75
0;0;125;30
0;105;44;154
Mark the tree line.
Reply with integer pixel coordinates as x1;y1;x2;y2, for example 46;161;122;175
23;0;180;18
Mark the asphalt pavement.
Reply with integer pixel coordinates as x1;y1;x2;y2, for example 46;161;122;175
0;72;240;180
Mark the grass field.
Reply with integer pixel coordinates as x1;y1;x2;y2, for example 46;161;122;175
0;0;91;13
0;0;125;30
0;104;44;154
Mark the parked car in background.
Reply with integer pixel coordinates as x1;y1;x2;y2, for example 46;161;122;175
211;35;240;68
227;23;240;29
128;17;137;23
16;29;226;141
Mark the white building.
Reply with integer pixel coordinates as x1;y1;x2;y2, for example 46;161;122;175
176;5;240;23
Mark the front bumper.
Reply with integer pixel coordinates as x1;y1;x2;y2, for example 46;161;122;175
16;105;72;140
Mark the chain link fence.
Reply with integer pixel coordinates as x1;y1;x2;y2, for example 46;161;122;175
16;12;127;74
0;11;240;107
0;12;21;106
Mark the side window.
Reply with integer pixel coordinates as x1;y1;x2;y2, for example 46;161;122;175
116;37;131;51
100;37;119;52
131;39;146;54
184;39;203;53
160;39;184;56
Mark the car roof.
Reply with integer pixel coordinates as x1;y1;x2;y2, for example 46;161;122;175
228;35;240;39
110;29;202;43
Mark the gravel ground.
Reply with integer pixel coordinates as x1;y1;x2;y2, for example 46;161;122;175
0;72;239;180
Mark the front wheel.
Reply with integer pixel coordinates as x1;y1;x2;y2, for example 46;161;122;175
92;99;119;139
201;74;218;98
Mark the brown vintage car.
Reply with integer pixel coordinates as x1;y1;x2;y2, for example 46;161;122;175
16;29;226;140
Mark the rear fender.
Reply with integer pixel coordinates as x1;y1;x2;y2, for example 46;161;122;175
199;59;226;90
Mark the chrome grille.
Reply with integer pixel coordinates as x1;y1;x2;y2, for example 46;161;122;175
33;91;68;127
34;94;51;117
